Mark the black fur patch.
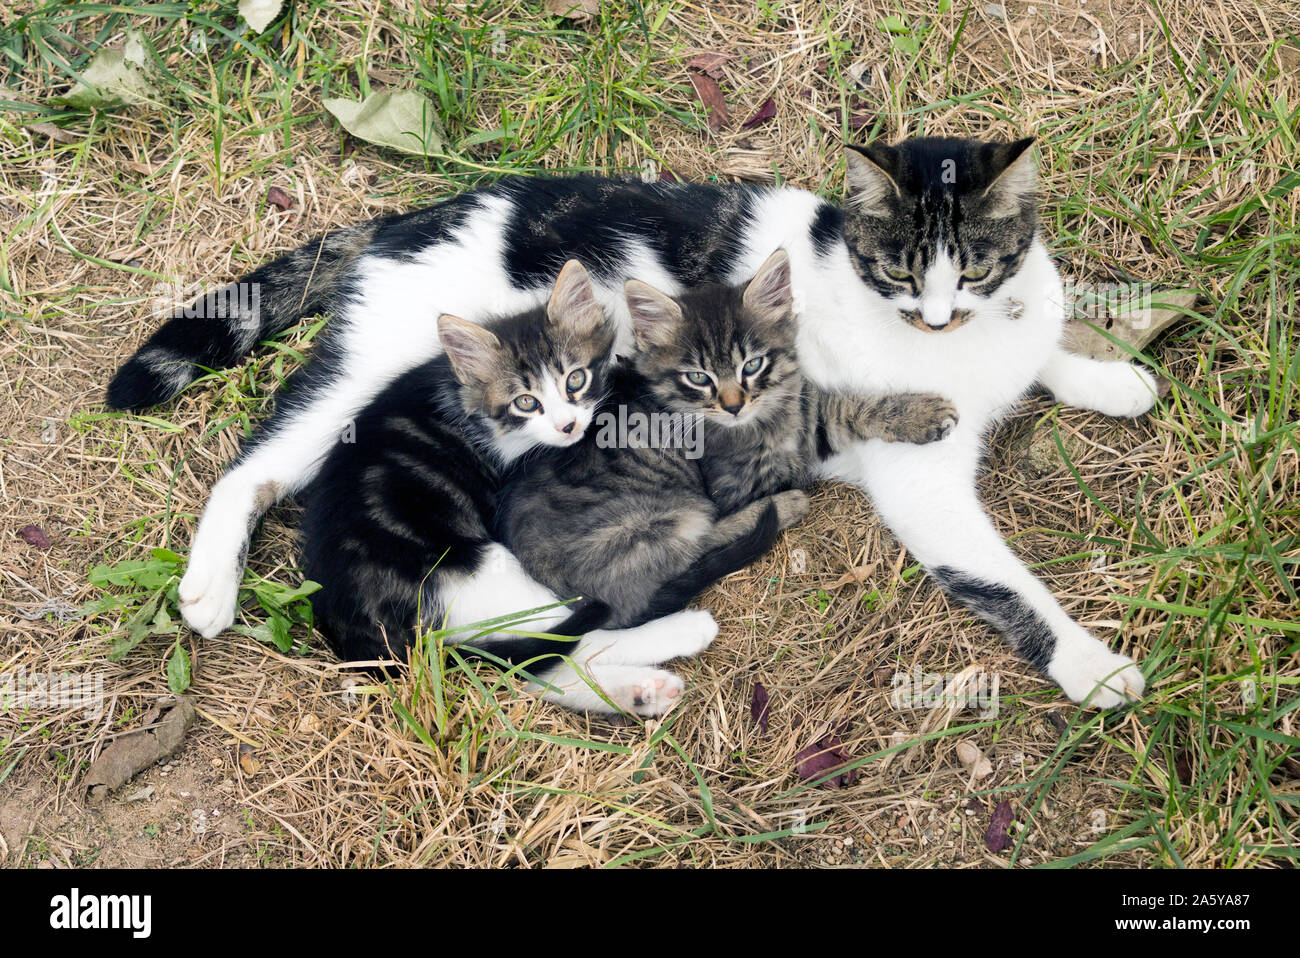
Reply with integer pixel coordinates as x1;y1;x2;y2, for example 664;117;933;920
931;566;1056;671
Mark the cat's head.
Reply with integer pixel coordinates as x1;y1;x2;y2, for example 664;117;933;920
841;135;1038;331
438;259;614;460
623;248;801;428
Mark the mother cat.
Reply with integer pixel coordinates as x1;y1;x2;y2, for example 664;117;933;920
107;135;1158;707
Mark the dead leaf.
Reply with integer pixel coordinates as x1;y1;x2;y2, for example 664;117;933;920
544;0;599;19
266;186;294;212
750;682;770;733
1062;288;1200;360
686;52;732;79
26;122;80;144
57;29;163;111
239;0;284;34
828;564;874;589
687;70;730;132
985;800;1013;852
84;697;196;801
742;96;776;129
18;525;51;550
323;90;445;157
795;732;857;788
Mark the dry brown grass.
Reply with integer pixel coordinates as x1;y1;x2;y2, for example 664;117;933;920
1;0;1297;868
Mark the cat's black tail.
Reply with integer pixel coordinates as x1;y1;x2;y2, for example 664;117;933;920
105;220;379;411
458;597;612;673
633;502;781;625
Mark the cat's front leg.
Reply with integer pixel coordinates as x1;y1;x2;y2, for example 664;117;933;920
1037;346;1165;418
826;431;1146;708
820;391;959;449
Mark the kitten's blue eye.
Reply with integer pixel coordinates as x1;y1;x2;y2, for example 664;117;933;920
962;266;990;281
513;394;541;413
566;369;587;392
742;357;765;376
885;266;913;282
683;371;712;387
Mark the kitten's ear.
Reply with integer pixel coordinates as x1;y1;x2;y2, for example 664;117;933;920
438;314;502;386
742;248;794;327
624;279;683;349
844;143;901;216
547;259;605;337
981;137;1037;218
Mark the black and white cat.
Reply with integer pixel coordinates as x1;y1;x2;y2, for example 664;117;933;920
107;136;1159;707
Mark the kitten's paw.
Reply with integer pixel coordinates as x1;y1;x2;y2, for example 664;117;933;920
670;608;720;657
1101;364;1163;418
1048;634;1146;709
618;668;686;717
886;394;959;444
178;556;241;638
772;489;811;529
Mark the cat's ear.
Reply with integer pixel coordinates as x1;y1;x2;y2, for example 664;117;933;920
742;248;794;327
547;259;605;337
981;137;1037;218
844;143;901;216
624;279;683;349
438;314;502;386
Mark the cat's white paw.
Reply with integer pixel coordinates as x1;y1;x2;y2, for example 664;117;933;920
178;554;241;638
662;608;719;659
617;668;686;717
1048;634;1146;708
1101;364;1164;418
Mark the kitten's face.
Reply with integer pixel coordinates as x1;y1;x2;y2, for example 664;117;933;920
625;249;800;428
439;260;614;460
841;136;1038;332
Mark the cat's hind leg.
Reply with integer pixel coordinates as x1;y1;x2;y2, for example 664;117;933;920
827;430;1146;707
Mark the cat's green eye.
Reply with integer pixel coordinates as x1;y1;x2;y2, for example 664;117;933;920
885;266;913;282
962;266;990;282
683;371;712;388
566;369;587;392
513;394;540;413
742;357;765;376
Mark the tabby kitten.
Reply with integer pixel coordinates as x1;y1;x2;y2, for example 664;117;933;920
496;248;958;633
300;260;622;665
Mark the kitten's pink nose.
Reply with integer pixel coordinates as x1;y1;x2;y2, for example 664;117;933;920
558;420;577;434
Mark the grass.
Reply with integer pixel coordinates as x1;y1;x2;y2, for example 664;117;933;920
0;0;1296;867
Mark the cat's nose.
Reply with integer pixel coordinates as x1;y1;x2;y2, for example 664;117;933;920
720;394;745;416
558;420;577;434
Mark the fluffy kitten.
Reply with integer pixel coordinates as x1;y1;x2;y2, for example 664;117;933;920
300;261;618;664
495;249;958;637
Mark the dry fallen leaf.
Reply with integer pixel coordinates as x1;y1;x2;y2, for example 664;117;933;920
687;70;730;132
686;52;732;80
18;525;52;550
742;96;776;129
266;186;294;211
1062;288;1200;361
986;800;1014;853
26;122;80;144
795;731;857;788
750;682;770;733
544;0;599;19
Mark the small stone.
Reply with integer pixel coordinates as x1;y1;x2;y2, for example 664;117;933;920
985;3;1007;19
